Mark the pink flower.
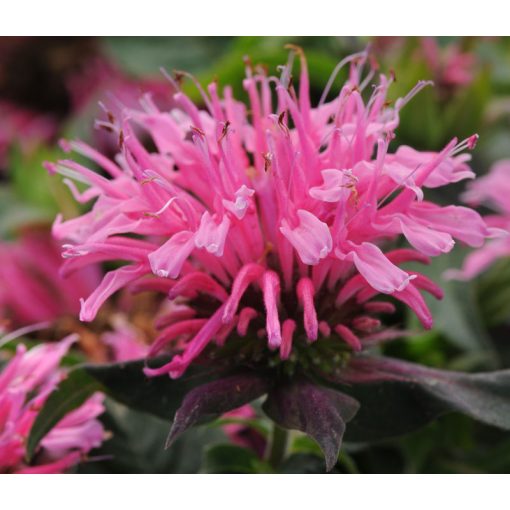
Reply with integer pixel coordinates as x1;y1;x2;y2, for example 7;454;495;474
101;316;149;362
222;404;266;457
49;50;491;378
0;229;101;329
421;37;475;88
0;38;172;170
446;159;510;280
0;337;105;473
67;56;171;116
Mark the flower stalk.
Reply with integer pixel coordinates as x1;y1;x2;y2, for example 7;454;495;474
265;424;289;470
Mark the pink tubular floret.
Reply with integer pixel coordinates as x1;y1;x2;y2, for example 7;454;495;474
296;277;319;342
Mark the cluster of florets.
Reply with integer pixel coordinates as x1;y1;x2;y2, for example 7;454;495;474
0;337;104;473
47;49;492;378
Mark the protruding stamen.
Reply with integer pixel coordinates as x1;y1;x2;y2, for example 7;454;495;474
319;50;368;106
395;80;434;111
145;197;178;218
0;322;52;349
59;139;123;178
450;133;479;156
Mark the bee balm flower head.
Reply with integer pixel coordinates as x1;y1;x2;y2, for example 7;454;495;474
49;49;491;379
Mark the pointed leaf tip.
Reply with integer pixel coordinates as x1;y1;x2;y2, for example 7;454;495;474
262;377;359;471
27;357;232;460
166;372;269;448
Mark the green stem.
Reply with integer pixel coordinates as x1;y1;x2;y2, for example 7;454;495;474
265;424;289;470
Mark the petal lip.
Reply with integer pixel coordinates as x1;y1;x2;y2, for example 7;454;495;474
280;209;332;265
337;242;415;294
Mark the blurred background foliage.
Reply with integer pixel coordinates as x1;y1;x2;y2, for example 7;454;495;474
2;36;510;473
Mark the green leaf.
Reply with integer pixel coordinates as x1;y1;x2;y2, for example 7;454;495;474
289;432;362;472
280;453;332;474
397;414;476;473
281;450;359;473
342;377;446;442
9;144;79;220
27;357;231;460
477;258;510;326
186;42;343;105
78;399;226;473
290;434;323;457
26;368;102;460
0;187;48;239
103;37;235;78
321;356;510;442
443;67;491;142
83;357;225;420
203;444;270;474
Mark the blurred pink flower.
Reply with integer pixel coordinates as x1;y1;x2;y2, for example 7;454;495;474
68;57;171;114
0;229;101;329
101;315;149;362
446;160;510;280
48;50;491;378
0;336;105;474
0;38;171;169
421;37;475;88
222;404;266;457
